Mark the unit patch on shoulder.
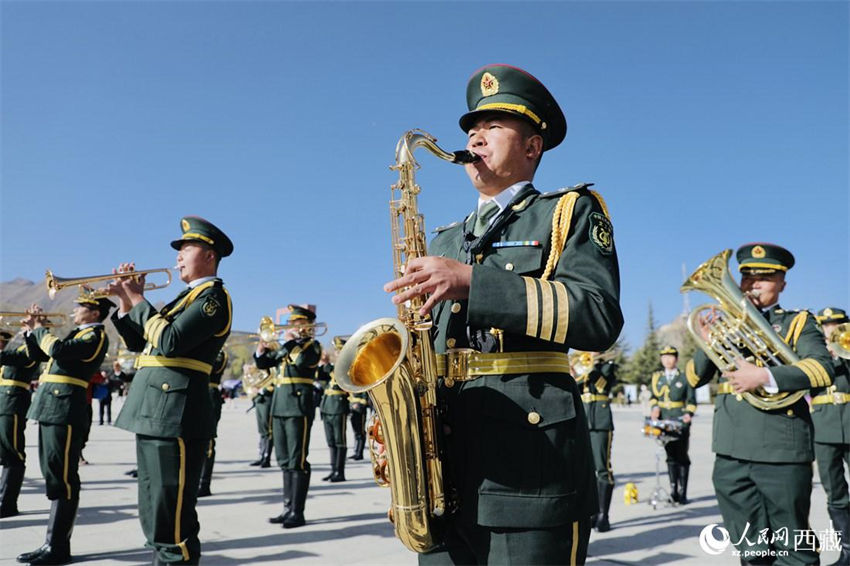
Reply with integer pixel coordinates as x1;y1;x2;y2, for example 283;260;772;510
82;332;95;342
589;212;614;255
202;298;220;317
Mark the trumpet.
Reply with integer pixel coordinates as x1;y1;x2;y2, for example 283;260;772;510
258;315;327;340
0;310;68;328
45;268;172;299
828;323;850;359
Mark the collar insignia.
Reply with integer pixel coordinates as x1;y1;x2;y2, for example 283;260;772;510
480;72;499;97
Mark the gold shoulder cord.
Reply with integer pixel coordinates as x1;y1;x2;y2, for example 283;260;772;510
540;190;611;280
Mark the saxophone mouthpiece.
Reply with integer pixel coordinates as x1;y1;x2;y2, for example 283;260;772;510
452;150;480;164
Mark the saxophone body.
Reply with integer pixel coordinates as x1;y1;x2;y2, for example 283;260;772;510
681;249;804;410
335;130;476;553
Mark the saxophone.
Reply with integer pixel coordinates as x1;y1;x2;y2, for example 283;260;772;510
335;130;477;554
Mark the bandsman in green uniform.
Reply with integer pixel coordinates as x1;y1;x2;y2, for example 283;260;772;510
686;243;833;565
0;329;41;518
649;346;696;505
577;354;617;532
247;363;274;468
347;390;368;461
16;295;113;565
254;305;323;529
385;64;623;565
317;336;349;483
812;307;850;565
198;349;228;497
110;216;233;565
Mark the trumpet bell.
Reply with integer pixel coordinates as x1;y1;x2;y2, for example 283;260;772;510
828;323;850;359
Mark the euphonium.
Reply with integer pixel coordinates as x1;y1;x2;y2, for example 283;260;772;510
335;130;477;554
681;249;805;410
827;323;850;359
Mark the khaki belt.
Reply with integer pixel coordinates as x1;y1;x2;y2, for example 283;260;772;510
324;390;348;396
582;393;609;403
812;392;850;405
0;379;30;389
435;350;570;386
717;382;735;395
136;355;212;375
39;374;88;388
274;377;314;386
655;401;685;409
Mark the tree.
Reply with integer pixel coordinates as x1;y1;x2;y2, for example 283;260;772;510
621;303;662;385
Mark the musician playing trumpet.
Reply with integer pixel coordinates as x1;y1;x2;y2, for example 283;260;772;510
109;216;233;565
687;243;833;564
254;304;322;529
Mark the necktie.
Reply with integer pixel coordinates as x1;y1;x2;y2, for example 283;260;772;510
472;201;500;237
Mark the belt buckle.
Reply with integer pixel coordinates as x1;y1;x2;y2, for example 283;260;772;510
445;348;476;388
835;392;845;404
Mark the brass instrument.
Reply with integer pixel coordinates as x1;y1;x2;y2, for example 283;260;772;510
0;310;68;328
681;249;804;410
827;323;850;359
335;130;477;554
257;315;327;341
569;351;596;380
45;268;172;299
243;366;276;397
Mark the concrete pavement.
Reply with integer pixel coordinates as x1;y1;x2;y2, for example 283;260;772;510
0;398;842;565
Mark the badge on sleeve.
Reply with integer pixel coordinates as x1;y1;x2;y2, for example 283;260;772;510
589;212;614;255
202;298;220;317
82;332;95;342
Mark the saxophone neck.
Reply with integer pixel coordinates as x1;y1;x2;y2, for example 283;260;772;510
396;130;479;168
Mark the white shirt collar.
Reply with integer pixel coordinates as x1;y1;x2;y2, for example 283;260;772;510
77;322;103;330
187;276;217;289
476;181;531;217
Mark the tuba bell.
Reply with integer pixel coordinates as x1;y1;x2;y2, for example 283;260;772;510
681;249;805;410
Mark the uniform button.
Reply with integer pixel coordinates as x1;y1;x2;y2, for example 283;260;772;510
53;389;60;395
786;409;794;416
446;338;456;348
527;411;541;425
451;303;462;314
161;383;170;391
505;262;514;271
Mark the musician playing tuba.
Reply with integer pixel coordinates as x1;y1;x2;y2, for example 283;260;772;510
383;64;622;564
686;243;833;564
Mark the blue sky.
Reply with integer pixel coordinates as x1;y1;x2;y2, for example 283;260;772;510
1;1;847;351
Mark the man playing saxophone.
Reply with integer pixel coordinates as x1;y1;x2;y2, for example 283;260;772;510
384;64;623;565
686;243;834;565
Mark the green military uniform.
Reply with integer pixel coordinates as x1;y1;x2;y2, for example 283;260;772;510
421;65;623;565
254;305;323;529
347;391;368;461
0;332;40;518
578;358;616;532
198;350;227;497
811;307;850;565
649;346;697;505
318;336;349;483
685;243;834;565
113;216;233;565
17;297;111;565
249;372;274;468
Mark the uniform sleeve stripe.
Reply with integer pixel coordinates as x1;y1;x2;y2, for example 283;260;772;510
144;314;169;349
539;280;555;341
551;280;569;344
686;359;700;387
595;377;607;391
523;276;539;338
39;334;59;355
649;399;658;406
795;359;829;387
686;404;697;413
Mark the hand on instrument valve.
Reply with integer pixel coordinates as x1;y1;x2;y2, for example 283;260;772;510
384;256;473;316
722;357;769;393
696;308;718;342
107;262;146;311
20;303;45;331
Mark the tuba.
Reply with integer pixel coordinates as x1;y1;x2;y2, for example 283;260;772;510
681;249;804;410
335;130;477;554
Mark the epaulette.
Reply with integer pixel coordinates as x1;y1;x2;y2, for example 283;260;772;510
539;182;594;199
652;370;663;378
432;220;462;234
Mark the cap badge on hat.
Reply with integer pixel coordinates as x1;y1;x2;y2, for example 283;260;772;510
752;245;766;258
825;308;834;316
480;72;499;97
181;219;190;232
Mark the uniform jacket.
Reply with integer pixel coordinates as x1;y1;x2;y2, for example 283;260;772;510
254;338;322;418
25;325;108;427
649;368;697;428
318;363;349;416
687;306;834;463
579;360;616;431
811;357;850;444
113;279;232;439
208;350;227;432
429;183;623;529
0;342;40;417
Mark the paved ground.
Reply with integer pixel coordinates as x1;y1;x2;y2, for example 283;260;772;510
0;398;841;565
